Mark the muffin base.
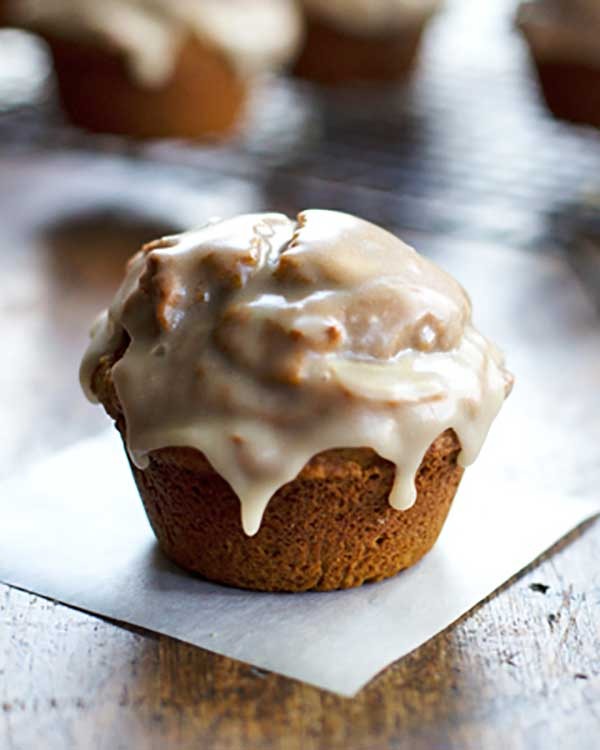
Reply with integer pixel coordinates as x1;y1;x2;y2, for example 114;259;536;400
43;34;246;139
92;352;463;592
293;14;428;84
129;432;462;592
530;58;600;128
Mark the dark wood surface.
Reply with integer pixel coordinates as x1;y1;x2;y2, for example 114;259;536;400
1;522;598;750
1;150;599;750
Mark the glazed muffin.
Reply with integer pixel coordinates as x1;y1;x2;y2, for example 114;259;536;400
293;0;442;84
80;211;512;592
12;0;302;139
517;1;600;128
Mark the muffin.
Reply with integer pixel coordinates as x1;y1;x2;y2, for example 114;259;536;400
12;0;302;139
80;210;512;592
517;1;600;128
293;0;442;84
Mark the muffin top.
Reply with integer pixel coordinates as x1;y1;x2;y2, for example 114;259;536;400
81;210;512;535
12;0;303;86
300;0;442;35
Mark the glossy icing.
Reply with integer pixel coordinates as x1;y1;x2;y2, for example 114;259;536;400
81;211;512;535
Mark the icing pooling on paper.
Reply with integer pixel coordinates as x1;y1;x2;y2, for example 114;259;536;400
80;210;512;536
300;0;442;35
14;0;303;86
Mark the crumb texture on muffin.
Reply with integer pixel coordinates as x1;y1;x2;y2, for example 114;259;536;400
130;431;464;592
81;210;512;537
90;346;464;591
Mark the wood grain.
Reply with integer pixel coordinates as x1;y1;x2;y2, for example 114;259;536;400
2;525;599;750
1;154;599;750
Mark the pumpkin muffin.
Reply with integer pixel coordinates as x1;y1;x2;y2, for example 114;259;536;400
80;211;512;591
294;0;442;84
12;0;302;139
517;0;600;128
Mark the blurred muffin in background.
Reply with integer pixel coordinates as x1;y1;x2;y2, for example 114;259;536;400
11;0;303;139
517;1;600;128
293;0;442;85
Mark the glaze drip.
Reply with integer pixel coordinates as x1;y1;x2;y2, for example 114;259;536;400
80;210;512;536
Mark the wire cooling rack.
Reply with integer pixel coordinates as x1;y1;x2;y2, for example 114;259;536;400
0;0;599;254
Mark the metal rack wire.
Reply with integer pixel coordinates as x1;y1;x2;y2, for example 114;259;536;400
0;0;599;254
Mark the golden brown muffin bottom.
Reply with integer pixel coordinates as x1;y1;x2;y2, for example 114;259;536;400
43;34;246;139
293;13;428;84
529;57;600;129
92;352;463;592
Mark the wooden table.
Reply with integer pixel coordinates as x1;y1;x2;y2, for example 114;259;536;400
1;149;599;750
